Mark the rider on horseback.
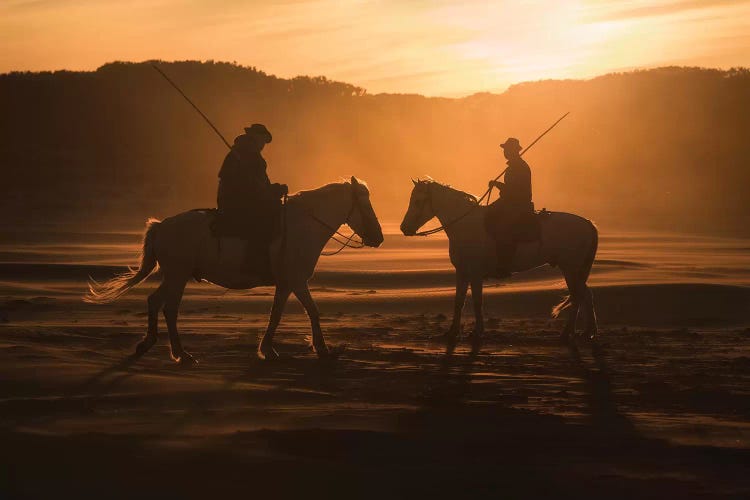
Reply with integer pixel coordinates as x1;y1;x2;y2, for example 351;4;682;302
216;124;288;277
485;137;534;278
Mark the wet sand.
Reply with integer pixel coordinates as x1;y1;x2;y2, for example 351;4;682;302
2;293;750;499
1;230;750;498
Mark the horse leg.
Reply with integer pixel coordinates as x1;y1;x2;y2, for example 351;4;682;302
135;282;166;356
293;284;329;358
582;285;598;340
469;277;484;353
561;273;581;341
443;271;469;346
257;285;290;361
163;278;195;365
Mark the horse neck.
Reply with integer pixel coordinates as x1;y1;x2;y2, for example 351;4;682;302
292;183;351;237
430;184;477;238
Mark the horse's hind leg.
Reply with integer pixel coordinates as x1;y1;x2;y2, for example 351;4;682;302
163;278;195;365
469;277;484;353
561;273;582;340
582;285;598;340
135;282;166;356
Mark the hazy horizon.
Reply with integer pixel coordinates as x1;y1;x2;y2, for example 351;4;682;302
4;61;749;238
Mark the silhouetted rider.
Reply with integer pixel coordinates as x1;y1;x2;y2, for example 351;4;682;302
217;124;287;275
485;137;533;278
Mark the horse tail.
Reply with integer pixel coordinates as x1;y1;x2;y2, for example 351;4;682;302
551;295;573;318
84;218;161;304
551;219;598;318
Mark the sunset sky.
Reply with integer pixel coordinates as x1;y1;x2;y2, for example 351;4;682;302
2;0;749;96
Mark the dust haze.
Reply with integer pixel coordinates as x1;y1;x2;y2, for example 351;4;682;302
2;61;748;236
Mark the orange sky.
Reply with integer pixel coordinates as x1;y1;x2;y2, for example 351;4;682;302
2;0;749;96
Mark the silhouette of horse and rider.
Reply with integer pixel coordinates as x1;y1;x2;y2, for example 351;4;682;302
87;123;598;363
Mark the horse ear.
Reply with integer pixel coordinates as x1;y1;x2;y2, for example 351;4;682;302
351;176;358;185
412;178;418;186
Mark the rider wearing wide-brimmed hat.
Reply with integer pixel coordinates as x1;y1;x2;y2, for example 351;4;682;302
485;137;533;278
216;124;288;276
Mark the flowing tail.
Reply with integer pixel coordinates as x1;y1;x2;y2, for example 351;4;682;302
84;219;161;304
551;220;598;318
551;295;573;318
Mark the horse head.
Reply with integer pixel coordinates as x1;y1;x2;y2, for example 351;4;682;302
400;178;437;236
347;176;384;247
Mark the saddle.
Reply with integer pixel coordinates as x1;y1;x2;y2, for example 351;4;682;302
486;203;551;243
515;208;551;243
194;208;276;285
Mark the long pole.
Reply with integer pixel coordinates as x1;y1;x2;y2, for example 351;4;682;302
151;64;309;257
151;63;233;151
520;111;569;157
481;111;569;204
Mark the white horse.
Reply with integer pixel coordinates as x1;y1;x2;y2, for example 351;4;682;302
85;177;383;364
400;179;598;346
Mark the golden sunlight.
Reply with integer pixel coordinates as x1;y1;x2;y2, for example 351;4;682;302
1;0;749;95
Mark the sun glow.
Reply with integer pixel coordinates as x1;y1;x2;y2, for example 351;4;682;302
1;0;749;95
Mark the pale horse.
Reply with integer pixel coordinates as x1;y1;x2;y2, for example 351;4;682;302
85;177;383;364
400;179;598;347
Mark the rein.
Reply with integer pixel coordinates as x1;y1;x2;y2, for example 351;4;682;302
413;162;520;236
413;175;503;236
285;183;367;256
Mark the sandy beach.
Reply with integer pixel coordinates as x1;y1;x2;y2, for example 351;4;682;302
1;229;749;498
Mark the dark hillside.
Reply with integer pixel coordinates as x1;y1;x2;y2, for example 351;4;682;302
1;62;748;235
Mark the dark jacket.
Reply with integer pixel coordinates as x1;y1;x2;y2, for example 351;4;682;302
486;156;533;237
217;149;283;214
501;157;532;206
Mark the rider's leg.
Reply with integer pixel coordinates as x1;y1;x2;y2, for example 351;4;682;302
484;201;514;278
245;208;277;283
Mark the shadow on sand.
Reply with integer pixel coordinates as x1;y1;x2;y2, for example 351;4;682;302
4;337;750;499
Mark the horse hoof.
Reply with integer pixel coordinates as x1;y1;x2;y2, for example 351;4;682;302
314;344;331;358
257;347;280;361
176;352;198;367
135;337;156;357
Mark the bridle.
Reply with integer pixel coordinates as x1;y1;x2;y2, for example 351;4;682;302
285;182;373;256
412;181;483;236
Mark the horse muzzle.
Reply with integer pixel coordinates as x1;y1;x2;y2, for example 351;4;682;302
364;234;384;248
400;222;416;236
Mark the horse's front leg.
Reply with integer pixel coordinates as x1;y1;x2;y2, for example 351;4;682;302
258;285;291;361
293;284;329;358
469;277;484;352
444;270;469;345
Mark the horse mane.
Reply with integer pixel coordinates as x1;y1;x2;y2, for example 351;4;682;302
289;178;368;202
416;177;478;205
